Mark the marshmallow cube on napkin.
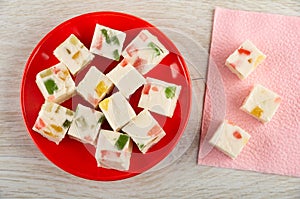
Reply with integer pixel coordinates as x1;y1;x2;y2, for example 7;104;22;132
225;40;266;79
32;101;74;145
209;120;251;159
241;84;281;123
99;92;136;131
122;30;169;75
53;34;94;75
36;63;75;104
68;104;105;146
77;66;114;108
95;130;132;171
122;110;166;154
90;24;126;61
106;59;146;98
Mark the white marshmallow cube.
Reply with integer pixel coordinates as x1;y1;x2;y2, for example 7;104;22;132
209;120;251;159
90;24;126;61
95;130;132;171
138;77;181;117
122;30;169;75
77;66;114;108
36;63;75;104
68;104;105;146
99;92;136;131
32;101;74;145
241;84;281;123
106;59;146;98
54;34;94;75
35;63;76;104
225;40;266;79
122;110;166;154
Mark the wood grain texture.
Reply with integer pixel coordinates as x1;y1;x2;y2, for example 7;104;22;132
0;0;299;198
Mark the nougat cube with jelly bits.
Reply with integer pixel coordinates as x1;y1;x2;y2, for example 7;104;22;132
68;104;105;146
90;24;126;61
54;34;94;75
241;84;281;123
95;130;132;171
122;30;169;75
106;59;146;98
77;66;114;108
225;40;266;79
209;120;251;159
36;63;76;104
32;101;74;145
99;92;136;131
122;110;166;154
138;77;181;117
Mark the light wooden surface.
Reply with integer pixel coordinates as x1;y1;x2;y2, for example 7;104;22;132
1;0;299;198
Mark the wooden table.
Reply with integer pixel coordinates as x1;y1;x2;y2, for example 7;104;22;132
1;0;299;198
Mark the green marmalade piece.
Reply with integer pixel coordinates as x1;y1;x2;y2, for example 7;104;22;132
101;29;111;44
75;116;87;129
137;143;145;150
62;119;72;128
97;115;105;124
165;86;176;99
115;134;129;150
111;35;120;46
113;49;120;61
40;69;53;78
66;109;74;116
148;42;163;56
44;79;58;95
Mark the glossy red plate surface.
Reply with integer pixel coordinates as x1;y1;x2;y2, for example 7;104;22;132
21;12;191;181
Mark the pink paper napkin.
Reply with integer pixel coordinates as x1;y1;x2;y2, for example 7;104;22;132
198;7;300;177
